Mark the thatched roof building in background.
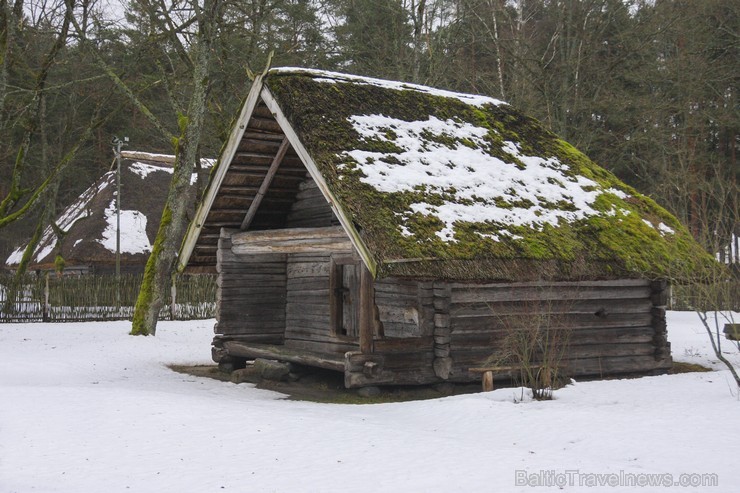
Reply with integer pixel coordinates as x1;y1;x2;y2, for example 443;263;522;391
5;152;212;274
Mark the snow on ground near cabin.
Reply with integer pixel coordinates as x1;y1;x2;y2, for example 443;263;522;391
0;313;738;493
345;114;630;241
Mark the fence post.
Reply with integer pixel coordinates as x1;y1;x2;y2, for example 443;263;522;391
43;272;50;322
170;275;177;321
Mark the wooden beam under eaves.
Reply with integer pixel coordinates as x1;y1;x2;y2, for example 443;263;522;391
231;226;353;254
240;137;290;230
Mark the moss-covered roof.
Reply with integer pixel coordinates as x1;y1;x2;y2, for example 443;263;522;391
244;69;718;281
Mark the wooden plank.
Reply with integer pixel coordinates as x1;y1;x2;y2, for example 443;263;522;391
250;104;275;119
450;298;653;318
215;333;285;344
451;285;652;303
285;312;332;324
236;138;292;155
380;322;420;338
288;252;332;261
219;185;298;195
232;226;353;254
359;263;374;353
341;263;360;337
329;258;341;337
231;154;303;168
374;336;434;353
223;341;345;372
221;171;304;188
564;355;672;375
448;326;656;348
448;279;650;289
242;130;285;142
240;137;291;230
450;312;654;332
218;324;286;335
287;277;330;290
284;327;353;344
218;273;287;283
286;303;330;317
286;261;331;278
284;338;358;356
286;293;331;305
248;115;283;133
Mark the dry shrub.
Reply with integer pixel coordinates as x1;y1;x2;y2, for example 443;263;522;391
486;298;572;400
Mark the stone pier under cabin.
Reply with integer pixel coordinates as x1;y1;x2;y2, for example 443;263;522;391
178;68;715;388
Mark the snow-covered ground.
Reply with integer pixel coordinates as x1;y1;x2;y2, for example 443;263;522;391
0;312;737;493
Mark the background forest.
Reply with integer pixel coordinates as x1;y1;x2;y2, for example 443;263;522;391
1;0;737;268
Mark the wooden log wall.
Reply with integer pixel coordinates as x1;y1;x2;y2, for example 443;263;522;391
212;229;287;361
439;279;671;383
345;278;437;387
283;253;358;358
285;173;340;228
374;278;435;338
347;278;671;387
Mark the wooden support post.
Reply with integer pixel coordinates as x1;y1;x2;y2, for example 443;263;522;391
470;366;541;392
482;371;494;392
359;264;374;354
240;137;290;231
170;276;177;321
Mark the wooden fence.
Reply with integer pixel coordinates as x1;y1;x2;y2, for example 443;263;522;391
669;280;740;312
0;273;216;322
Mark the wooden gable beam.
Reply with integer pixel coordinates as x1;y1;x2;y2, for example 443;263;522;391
177;75;265;272
239;137;290;231
231;226;353;254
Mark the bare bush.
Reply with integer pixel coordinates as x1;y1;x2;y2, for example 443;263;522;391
486;298;572;400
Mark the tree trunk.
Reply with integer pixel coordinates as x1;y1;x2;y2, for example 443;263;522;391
131;0;219;336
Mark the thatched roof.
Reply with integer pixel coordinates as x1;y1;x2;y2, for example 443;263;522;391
180;68;716;281
6;152;212;272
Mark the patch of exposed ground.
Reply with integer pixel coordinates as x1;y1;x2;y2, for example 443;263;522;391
170;360;713;404
169;364;481;404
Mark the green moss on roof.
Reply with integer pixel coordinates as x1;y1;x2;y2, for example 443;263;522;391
263;70;717;281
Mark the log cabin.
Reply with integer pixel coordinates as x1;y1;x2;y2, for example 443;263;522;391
178;68;716;388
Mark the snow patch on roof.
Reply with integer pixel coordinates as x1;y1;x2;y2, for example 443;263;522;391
97;200;151;255
128;161;173;179
5;247;25;266
344;114;627;241
270;67;506;108
658;222;675;235
644;219;676;237
127;160;205;186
